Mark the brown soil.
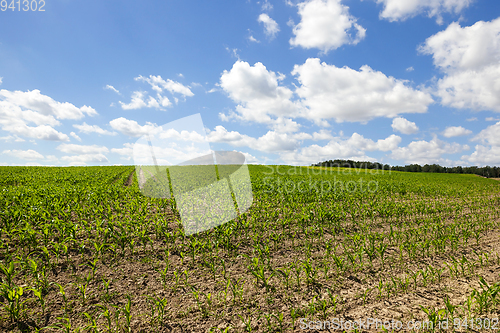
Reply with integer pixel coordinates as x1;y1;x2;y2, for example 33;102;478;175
124;170;135;186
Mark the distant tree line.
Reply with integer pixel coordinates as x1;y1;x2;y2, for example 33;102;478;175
312;159;391;171
312;159;500;178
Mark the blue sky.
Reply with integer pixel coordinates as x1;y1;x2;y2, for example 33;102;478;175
1;0;500;166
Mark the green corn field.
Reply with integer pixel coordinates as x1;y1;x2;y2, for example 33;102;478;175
1;165;500;332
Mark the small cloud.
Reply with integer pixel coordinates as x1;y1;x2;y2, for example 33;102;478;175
3;149;44;161
225;47;240;59
261;0;273;11
406;66;414;72
258;13;280;39
191;82;202;88
104;85;121;95
391;117;419;135
442;126;472;138
486;117;500;121
466;117;478;122
248;35;260;43
70;132;82;142
73;123;117;136
0;77;3;85
177;73;184;78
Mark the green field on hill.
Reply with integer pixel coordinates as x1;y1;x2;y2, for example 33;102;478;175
1;165;500;332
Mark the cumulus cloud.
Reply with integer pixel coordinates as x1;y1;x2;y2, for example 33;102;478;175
279;133;400;165
219;61;302;127
117;75;194;110
420;18;500;112
442;126;472;138
119;91;165;110
292;58;433;123
462;145;500;166
207;125;401;165
135;75;194;97
374;0;473;22
73;122;117;136
0;89;96;142
290;0;366;53
0;135;24;143
109;117;160;137
471;121;500;146
61;154;109;165
258;13;280;39
391;136;469;164
56;144;109;155
207;126;299;152
3;149;44;161
0;89;97;119
391;117;419;134
460;121;500;166
0;119;69;141
219;59;433;127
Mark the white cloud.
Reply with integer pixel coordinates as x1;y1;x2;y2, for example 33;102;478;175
406;66;414;72
258;13;280;39
248;35;260;43
0;77;2;85
57;144;109;155
0;89;94;142
486;117;500;121
290;0;366;53
0;135;25;142
292;58;433;123
219;61;302;126
391;136;469;164
467;117;477;121
70;132;82;142
3;149;44;161
104;85;120;95
73;122;117;136
0;89;97;119
109;117;160;137
471;121;500;146
419;19;500;72
391;117;419;134
374;0;473;22
462;145;500;166
118;75;194;110
61;154;109;165
261;0;273;11
2;123;69;141
279;133;400;165
135;75;194;97
420;18;500;112
111;143;133;159
119;91;165;110
442;126;472;138
207;125;299;152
